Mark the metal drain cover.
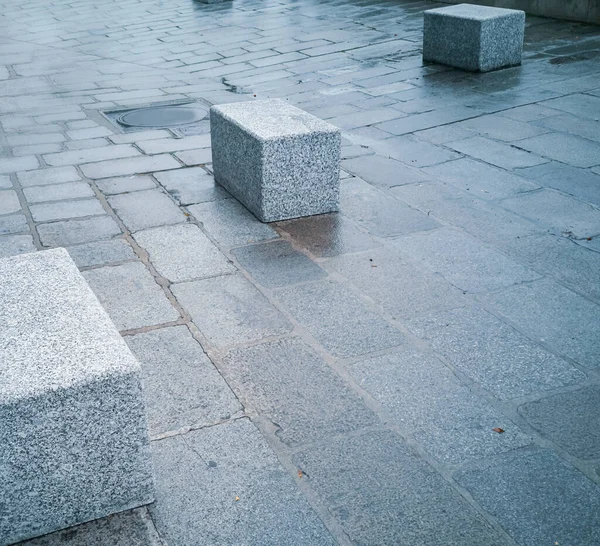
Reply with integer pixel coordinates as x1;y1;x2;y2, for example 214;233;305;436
117;106;207;128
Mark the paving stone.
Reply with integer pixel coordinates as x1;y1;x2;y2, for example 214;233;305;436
515;132;600;168
109;130;172;145
29;198;105;222
133;223;235;283
275;279;404;358
374;106;480;136
18;508;163;546
326;246;466;319
23;182;95;203
534;112;600;143
392;228;539;293
454;449;600;546
95;175;156;195
408;306;584;400
37;216;122;247
349;348;530;463
172;274;291;349
457;113;549;142
80;154;181;179
154;167;228;205
137;134;211;155
82;262;179;331
484;278;600;369
541;93;600;120
340;177;439;237
43;145;140;167
65;138;110;151
108;190;186;232
0;233;36;258
0;175;11;189
232;240;326;288
448;136;548;169
67;126;113;140
0;155;39;174
421;158;539;199
0;189;21;215
150;419;337;546
294;430;505;546
500;189;600;239
414;123;473;144
500;103;561;122
519;385;600;459
16;166;81;187
376;134;462;168
341;154;429;188
173;147;212;166
276;213;377;258
0;214;29;235
66;239;136;268
188;199;278;249
126;326;242;436
221;338;377;446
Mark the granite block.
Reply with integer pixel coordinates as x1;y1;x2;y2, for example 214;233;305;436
210;99;341;222
423;5;525;73
0;249;153;544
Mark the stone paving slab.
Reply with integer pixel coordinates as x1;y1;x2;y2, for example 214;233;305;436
37;216;122;247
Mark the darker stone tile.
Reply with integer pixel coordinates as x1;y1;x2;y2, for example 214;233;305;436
341;154;429;188
293;430;506;546
154;167;228;206
276;213;378;258
515;132;600;169
232;240;326;288
519;385;600;460
375;134;462;168
221;338;377;446
340;178;439;237
37;216;122;247
455;449;600;546
108;190;186;232
150;419;336;546
66;239;136;268
275;279;404;358
541;93;600;120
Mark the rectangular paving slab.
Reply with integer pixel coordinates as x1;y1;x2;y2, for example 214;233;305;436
154;167;228;205
37;216;122;247
108;190;186;232
150;419;337;546
515;131;600;169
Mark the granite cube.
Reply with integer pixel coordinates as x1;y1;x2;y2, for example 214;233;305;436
423;4;525;72
0;249;154;544
210;99;341;222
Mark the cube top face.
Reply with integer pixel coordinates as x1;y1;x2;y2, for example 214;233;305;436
426;3;525;22
211;99;339;141
0;248;140;404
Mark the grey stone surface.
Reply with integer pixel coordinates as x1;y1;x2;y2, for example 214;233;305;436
108;190;186;232
392;228;540;293
0;190;21;215
81;154;182;180
150;419;337;546
0;175;12;189
23;182;95;203
340;177;439;237
0;249;153;544
515;131;600;168
276;213;378;257
454;449;600;546
340;155;428;188
18;508;163;546
16;166;80;187
221;338;377;446
0;233;36;258
154;167;228;206
500;189;600;239
66;239;137;268
172;274;292;349
83;262;179;331
232;240;327;288
484;278;600;368
126;326;242;436
0;214;29;235
423;5;525;72
408;306;585;400
30;198;106;222
294;430;505;545
326;247;466;319
349;348;530;463
133;223;235;283
37;216;122;247
276;280;404;358
188;198;279;249
96;175;156;195
211;99;341;222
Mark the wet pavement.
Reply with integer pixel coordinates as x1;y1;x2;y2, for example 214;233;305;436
1;0;600;544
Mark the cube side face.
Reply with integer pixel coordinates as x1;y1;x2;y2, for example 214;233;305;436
423;12;482;72
0;372;154;544
211;108;264;219
479;12;525;72
260;130;341;222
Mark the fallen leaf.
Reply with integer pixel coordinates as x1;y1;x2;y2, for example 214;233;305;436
492;428;505;434
297;470;303;478
235;496;240;501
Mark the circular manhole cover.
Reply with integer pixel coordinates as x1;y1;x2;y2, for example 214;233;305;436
117;106;207;128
